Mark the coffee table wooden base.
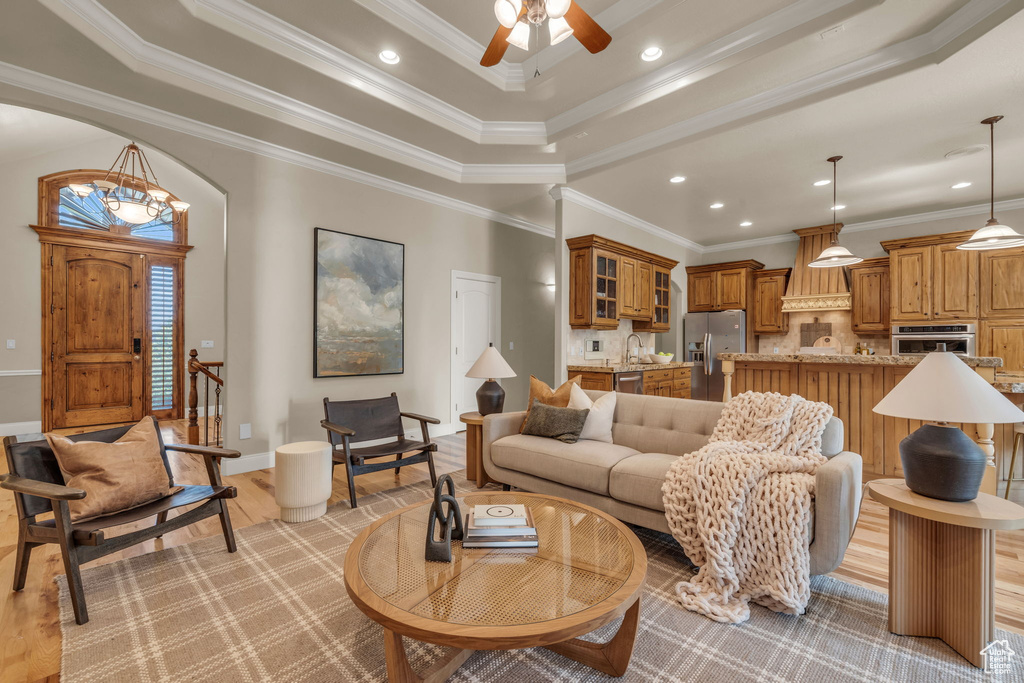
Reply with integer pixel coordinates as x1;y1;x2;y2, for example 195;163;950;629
382;597;641;682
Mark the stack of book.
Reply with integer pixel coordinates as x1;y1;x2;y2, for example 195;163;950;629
463;503;538;549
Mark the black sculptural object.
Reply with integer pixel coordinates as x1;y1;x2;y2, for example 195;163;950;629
425;474;464;562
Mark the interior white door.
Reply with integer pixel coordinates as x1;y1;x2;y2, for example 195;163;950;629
452;272;500;422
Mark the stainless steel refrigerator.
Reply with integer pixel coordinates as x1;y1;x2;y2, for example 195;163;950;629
684;310;745;401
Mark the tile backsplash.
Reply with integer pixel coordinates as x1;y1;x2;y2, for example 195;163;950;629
567;319;655;365
756;311;890;355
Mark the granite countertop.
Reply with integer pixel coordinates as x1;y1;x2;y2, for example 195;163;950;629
568;361;695;374
717;352;1004;368
994;382;1024;394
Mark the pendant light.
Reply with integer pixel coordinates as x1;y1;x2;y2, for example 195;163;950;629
809;155;863;268
957;116;1024;250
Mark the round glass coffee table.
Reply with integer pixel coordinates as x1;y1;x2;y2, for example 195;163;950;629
344;492;647;682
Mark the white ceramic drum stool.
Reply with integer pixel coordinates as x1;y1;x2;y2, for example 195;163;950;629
275;441;333;522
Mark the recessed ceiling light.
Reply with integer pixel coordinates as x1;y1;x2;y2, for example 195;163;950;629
640;47;663;62
710;203;724;209
951;181;972;189
740;221;753;227
378;50;400;65
831;204;846;211
813;179;831;186
945;144;987;159
669;176;686;183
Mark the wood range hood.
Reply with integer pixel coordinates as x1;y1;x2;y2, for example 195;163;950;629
780;224;852;312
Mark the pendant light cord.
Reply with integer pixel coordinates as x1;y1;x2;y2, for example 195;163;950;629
833;159;838;239
989;119;995;221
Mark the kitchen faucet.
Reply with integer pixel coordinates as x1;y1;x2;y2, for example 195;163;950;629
625;333;645;364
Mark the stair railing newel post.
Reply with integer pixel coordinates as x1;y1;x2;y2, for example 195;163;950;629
187;348;200;445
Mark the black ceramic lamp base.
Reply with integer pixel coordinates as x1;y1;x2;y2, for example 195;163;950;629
476;379;505;416
899;423;987;502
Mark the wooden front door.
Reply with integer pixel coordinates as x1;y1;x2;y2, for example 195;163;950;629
48;245;145;428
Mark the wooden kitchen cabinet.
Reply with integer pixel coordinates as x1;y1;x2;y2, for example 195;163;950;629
672;367;691;399
847;257;890;334
687;271;716;312
567;235;678;330
620;257;653;319
578;372;614;392
980;247;1024;318
882;232;979;323
752;268;791;334
888;246;932;322
685;260;764;313
980;320;1024;375
634;267;672;333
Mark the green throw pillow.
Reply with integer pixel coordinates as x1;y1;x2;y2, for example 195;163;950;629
521;400;590;444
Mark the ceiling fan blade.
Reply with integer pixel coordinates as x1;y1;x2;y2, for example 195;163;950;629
480;25;513;66
564;1;612;54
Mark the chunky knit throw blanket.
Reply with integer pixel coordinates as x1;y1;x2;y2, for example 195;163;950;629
661;391;833;624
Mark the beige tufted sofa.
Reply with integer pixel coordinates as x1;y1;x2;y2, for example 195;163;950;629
481;390;863;575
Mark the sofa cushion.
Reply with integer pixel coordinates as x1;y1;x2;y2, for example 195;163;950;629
490;434;639;496
597;392;723;456
521;375;582;432
608;453;814;542
521;401;590;443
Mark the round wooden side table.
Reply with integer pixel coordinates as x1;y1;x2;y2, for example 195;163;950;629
867;478;1024;667
459;412;494;488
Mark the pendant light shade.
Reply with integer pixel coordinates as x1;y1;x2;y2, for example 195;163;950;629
102;197;158;225
494;0;519;29
808;155;862;268
507;20;530;50
545;0;571;19
958;116;1024;251
548;16;574;45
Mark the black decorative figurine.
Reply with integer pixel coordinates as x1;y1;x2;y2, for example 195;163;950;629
425;474;463;562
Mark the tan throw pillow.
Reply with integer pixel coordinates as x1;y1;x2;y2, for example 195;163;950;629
520;375;582;432
46;418;176;522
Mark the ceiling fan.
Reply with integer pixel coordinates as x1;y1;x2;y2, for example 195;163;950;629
482;0;612;66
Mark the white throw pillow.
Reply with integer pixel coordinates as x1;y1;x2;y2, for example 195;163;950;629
568;383;616;443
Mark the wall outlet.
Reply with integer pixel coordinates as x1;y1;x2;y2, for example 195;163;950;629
5;339;13;350
239;423;252;440
508;341;514;351
201;340;215;348
773;347;779;354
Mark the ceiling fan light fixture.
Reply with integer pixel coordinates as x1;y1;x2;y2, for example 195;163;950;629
545;0;571;19
507;19;530;50
548;16;574;45
958;116;1024;251
494;0;520;28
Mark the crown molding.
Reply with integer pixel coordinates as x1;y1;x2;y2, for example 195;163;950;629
546;0;866;136
552;187;703;253
41;0;565;184
567;0;1014;175
700;196;1024;254
179;0;546;144
0;61;554;238
350;0;524;91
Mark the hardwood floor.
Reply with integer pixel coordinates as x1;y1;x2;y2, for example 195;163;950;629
2;428;1024;682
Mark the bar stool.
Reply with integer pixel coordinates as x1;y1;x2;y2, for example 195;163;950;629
1005;423;1024;499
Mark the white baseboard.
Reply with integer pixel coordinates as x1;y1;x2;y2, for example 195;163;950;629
221;451;275;476
221;423;459;476
0;421;43;437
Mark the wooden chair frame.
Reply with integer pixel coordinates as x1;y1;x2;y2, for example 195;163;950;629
2;430;240;625
321;393;439;508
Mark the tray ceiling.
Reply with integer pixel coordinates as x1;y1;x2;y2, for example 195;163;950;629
0;0;1021;246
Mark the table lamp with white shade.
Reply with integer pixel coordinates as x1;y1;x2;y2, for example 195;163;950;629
872;351;1024;502
466;344;517;416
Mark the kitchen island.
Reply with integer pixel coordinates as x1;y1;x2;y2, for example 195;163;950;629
718;352;1009;492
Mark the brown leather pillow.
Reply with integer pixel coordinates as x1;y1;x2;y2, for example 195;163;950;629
46;418;177;522
520;375;582;432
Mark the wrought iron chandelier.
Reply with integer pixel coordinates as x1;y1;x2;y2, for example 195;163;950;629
67;143;189;226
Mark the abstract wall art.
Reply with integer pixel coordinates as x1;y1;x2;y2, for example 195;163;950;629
314;228;404;377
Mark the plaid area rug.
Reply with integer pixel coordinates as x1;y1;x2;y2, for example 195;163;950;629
58;475;1023;682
